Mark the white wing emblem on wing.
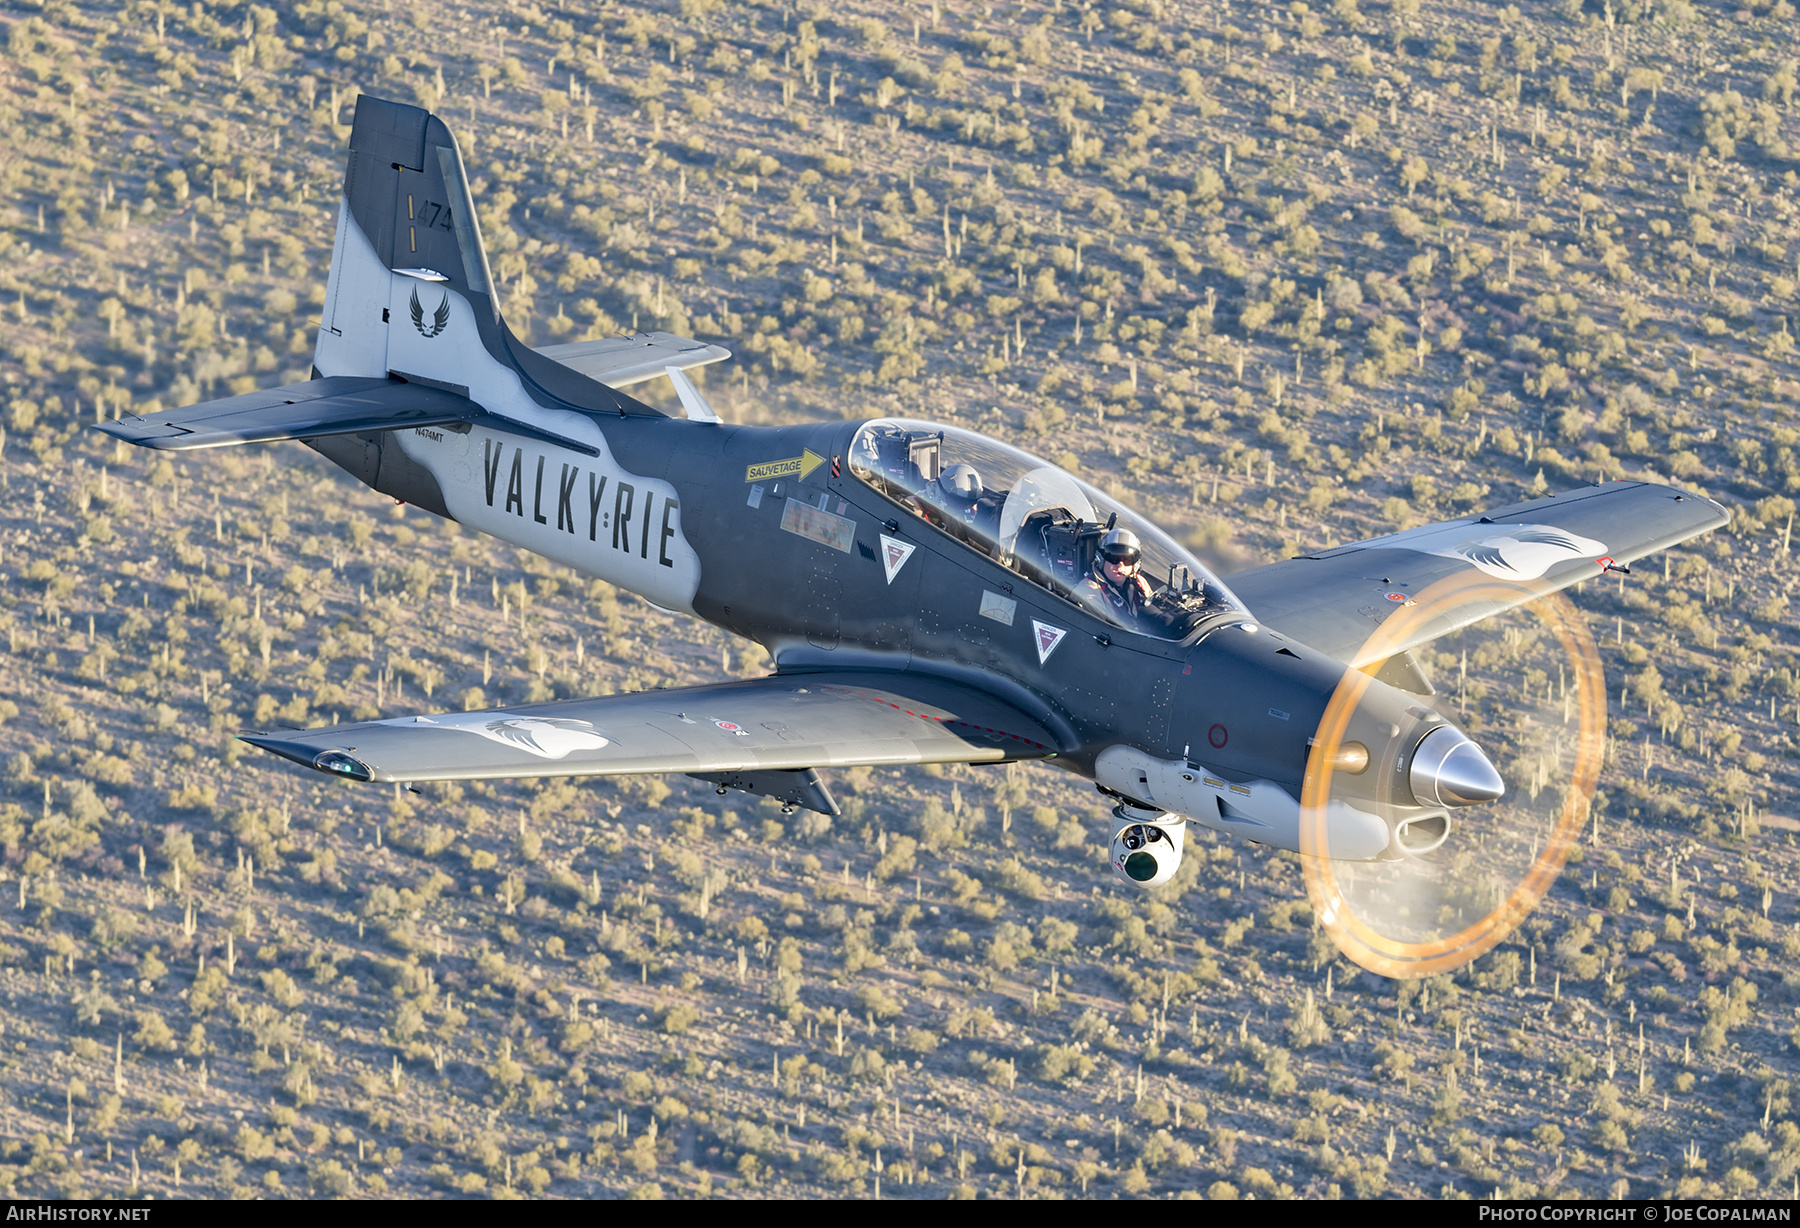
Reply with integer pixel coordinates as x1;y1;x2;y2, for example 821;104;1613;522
1394;523;1609;581
379;712;609;758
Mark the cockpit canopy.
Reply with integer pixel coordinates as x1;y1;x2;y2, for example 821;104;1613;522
849;419;1246;641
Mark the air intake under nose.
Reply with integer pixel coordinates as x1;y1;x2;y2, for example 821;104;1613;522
1409;725;1505;808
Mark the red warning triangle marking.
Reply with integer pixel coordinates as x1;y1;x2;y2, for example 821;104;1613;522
878;534;915;585
1032;619;1067;665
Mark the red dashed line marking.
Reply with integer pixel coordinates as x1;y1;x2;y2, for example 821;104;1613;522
823;686;1049;750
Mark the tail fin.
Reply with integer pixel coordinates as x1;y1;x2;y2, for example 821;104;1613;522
316;97;493;377
317;96;655;418
98;96;702;464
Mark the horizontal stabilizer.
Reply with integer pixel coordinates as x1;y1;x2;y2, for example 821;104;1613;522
96;376;473;451
535;331;731;389
96;375;602;457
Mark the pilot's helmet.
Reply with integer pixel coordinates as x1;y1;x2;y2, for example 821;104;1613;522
1098;528;1143;569
938;463;983;503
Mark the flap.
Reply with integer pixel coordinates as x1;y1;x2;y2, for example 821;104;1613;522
240;671;1059;784
535;331;733;389
1225;481;1728;667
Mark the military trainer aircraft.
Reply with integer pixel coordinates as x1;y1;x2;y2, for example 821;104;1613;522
101;97;1725;911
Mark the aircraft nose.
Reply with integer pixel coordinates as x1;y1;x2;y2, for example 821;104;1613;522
1409;725;1505;807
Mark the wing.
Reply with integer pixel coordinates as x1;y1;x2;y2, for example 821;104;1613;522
432;294;451;333
1224;481;1727;668
239;671;1060;785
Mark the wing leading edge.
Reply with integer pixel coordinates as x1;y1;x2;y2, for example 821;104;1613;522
1224;481;1727;668
240;671;1060;786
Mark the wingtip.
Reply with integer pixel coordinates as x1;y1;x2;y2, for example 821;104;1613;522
238;733;379;782
236;731;311;765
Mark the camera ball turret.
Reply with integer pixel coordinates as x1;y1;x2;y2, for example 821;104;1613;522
1109;812;1187;888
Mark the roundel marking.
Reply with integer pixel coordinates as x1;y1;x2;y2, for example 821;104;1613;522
1208;723;1228;749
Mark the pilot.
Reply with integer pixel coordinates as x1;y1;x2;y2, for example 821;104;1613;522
1086;527;1154;622
934;463;984;523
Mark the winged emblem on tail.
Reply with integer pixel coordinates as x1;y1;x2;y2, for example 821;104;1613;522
409;286;451;338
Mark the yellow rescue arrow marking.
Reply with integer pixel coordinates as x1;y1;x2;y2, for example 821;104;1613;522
746;449;826;483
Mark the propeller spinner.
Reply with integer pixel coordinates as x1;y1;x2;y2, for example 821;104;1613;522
1409;725;1505;809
